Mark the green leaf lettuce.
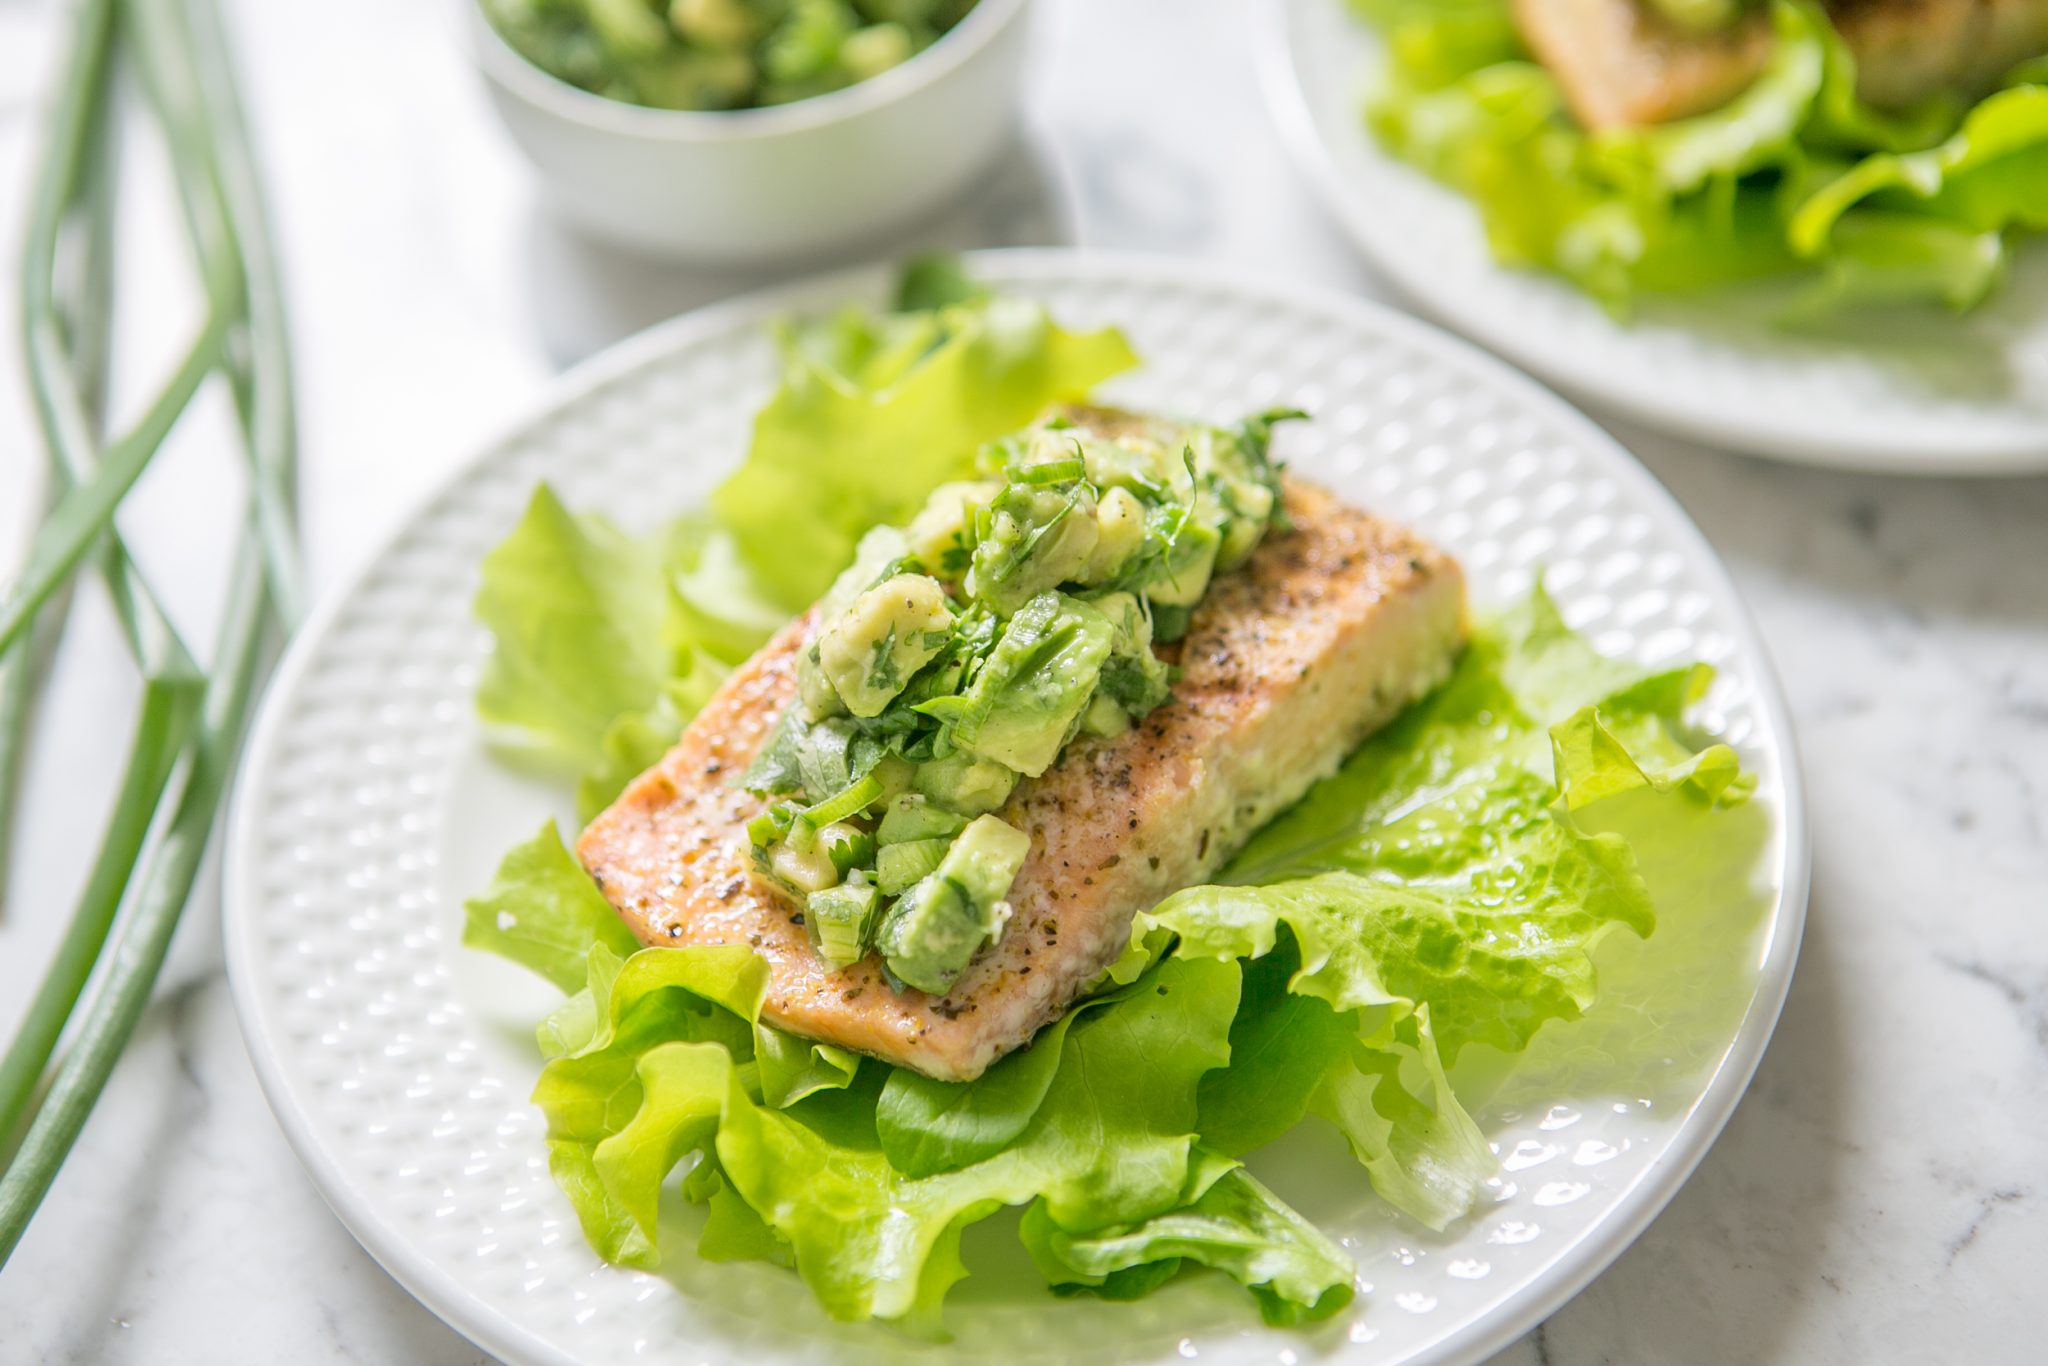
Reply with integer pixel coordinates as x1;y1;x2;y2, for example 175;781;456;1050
460;271;1767;1332
466;577;1761;1327
1355;0;2048;312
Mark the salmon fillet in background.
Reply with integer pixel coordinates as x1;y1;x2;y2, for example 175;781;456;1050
577;450;1468;1082
1512;0;2048;129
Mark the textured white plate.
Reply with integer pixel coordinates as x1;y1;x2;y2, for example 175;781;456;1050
224;250;1809;1366
1255;0;2048;472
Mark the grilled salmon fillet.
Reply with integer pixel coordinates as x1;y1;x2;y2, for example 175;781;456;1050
576;478;1466;1081
1514;0;2048;129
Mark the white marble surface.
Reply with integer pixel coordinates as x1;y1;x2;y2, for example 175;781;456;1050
0;0;2041;1362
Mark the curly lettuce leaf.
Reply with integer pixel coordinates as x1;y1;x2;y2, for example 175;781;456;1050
1125;584;1745;1227
1316;1005;1495;1230
1022;1147;1355;1327
875;974;1152;1178
1193;946;1495;1231
1792;212;2009;312
461;821;643;993
536;953;1245;1327
1789;83;2048;267
474;487;682;774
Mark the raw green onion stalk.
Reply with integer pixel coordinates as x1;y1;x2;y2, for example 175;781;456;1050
0;0;302;1264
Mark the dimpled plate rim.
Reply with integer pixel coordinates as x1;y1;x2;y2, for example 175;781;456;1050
224;249;1810;1366
1254;0;2048;473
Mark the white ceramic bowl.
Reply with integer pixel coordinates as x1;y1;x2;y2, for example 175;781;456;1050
467;0;1034;263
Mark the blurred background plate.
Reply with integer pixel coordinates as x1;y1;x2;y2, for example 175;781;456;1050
1255;0;2048;473
224;249;1807;1365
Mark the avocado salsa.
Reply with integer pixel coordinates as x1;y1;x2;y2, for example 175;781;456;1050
481;0;982;113
742;408;1298;995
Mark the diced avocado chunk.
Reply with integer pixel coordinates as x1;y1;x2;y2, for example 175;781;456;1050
669;0;760;50
941;813;1031;908
806;875;877;969
923;592;1114;777
817;573;955;718
629;48;756;110
911;751;1017;815
876;793;970;845
841;22;913;80
1078;434;1168;494
1139;517;1220;608
966;484;1100;614
1080;692;1130;738
875;877;978;995
902;480;999;574
1086;485;1146;581
586;0;669;60
1214;482;1275;570
869;754;916;801
876;837;949;896
798;523;912;716
1149;604;1192;643
771;838;839;893
876;815;1031;993
797;643;846;722
1091;590;1149;651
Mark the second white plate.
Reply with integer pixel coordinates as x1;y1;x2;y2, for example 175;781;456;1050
1256;0;2048;472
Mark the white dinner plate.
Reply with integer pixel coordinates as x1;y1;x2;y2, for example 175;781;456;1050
1255;0;2048;472
224;250;1809;1366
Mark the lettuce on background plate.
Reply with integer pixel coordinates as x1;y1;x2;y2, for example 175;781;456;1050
459;271;1768;1332
1355;0;2048;313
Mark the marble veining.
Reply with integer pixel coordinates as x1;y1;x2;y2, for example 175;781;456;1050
1;0;2043;1362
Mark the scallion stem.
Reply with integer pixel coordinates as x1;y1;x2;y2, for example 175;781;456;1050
0;0;208;1148
0;314;228;658
0;681;195;1145
0;540;269;1261
181;0;304;625
0;0;300;1259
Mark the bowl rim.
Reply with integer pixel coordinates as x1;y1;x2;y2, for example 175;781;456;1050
466;0;1031;142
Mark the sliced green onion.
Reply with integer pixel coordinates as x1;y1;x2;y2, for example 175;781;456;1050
1016;457;1085;485
747;801;799;850
806;878;878;968
792;773;884;841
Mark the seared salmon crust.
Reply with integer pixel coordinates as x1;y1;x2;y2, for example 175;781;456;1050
577;478;1468;1081
1514;0;2048;130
